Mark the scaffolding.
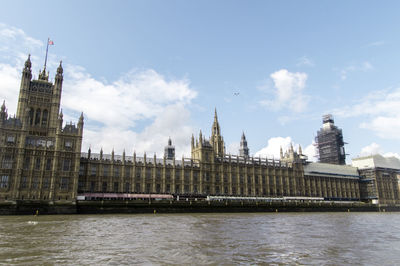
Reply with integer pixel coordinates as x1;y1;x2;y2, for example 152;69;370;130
315;114;346;165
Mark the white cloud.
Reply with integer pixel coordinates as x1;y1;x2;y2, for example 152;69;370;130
226;141;240;155
360;142;383;157
339;61;373;80
0;23;198;157
260;69;309;112
334;87;400;140
296;56;314;67
0;63;20;114
358;142;400;160
303;142;317;162
254;136;313;160
365;40;385;47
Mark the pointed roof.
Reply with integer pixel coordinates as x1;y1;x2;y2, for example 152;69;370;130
24;54;31;70
241;131;246;140
57;60;63;75
168;136;172;146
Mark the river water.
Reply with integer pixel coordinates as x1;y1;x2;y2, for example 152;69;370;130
0;212;399;265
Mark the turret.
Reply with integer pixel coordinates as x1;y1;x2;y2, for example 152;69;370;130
58;110;63;131
55;61;63;85
210;108;225;157
164;137;175;160
78;112;84;134
16;55;32;119
199;130;203;147
239;132;249;158
38;68;49;81
0;100;7;122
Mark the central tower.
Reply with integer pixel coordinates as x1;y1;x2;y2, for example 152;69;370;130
210;108;225;157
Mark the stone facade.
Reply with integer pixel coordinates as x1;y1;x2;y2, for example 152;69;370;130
78;110;361;200
352;155;400;205
0;56;83;202
1;56;400;207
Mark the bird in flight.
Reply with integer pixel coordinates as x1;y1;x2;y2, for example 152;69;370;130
233;92;240;96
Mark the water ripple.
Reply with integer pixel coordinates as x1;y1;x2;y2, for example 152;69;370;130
0;213;400;265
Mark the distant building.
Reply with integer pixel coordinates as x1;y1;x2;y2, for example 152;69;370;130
352;154;400;205
316;114;346;165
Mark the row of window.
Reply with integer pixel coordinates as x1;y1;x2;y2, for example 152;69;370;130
80;181;291;196
22;157;72;171
19;177;69;190
28;108;49;127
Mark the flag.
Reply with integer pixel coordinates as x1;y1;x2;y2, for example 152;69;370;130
48;39;54;45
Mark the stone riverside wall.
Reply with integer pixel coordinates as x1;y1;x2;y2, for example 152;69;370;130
1;200;398;214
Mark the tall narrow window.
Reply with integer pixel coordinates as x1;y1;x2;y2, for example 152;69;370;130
46;158;52;171
21;177;27;188
0;175;9;188
23;157;30;170
41;109;48;126
35;157;41;170
90;181;96;192
2;156;13;169
63;159;71;171
61;178;69;190
29;108;34;125
32;177;39;189
43;178;49;188
125;182;130;193
35;108;41;125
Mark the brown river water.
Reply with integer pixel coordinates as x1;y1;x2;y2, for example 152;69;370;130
0;212;399;265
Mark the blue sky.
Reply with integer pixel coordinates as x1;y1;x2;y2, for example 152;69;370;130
1;1;400;161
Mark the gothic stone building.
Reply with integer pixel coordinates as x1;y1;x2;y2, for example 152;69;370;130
2;56;400;205
0;56;83;202
77;110;361;201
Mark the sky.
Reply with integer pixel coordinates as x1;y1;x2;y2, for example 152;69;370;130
1;0;400;162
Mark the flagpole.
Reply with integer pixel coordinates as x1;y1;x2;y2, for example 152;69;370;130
44;37;49;71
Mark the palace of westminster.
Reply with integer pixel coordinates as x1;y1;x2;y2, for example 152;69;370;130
0;55;399;205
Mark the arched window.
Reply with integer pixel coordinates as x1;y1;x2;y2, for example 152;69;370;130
29;108;34;125
41;109;48;126
35;108;41;125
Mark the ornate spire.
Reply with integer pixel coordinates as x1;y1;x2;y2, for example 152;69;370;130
239;131;249;158
0;100;7;121
78;112;84;124
199;130;202;144
280;146;284;158
38;68;49;81
298;145;303;155
57;61;63;75
24;54;32;70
